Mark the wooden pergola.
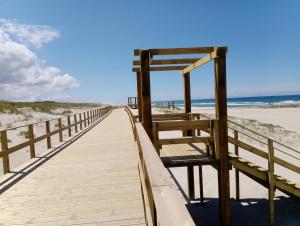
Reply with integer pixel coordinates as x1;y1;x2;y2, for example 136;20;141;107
132;46;230;226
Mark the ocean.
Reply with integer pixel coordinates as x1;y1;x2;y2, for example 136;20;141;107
154;94;300;107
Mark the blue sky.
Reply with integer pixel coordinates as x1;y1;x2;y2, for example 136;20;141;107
0;0;299;104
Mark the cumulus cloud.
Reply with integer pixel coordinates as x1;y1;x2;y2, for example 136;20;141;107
0;19;79;101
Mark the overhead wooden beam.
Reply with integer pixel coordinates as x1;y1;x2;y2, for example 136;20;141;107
134;47;215;56
133;58;200;66
181;50;217;74
132;65;188;72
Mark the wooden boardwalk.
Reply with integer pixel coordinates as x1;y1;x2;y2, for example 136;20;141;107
0;109;146;226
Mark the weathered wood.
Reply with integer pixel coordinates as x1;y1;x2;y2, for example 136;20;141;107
156;120;211;131
132;65;188;72
28;124;35;159
1;130;10;174
182;50;217;74
67;116;71;137
152;123;160;153
187;166;195;200
87;112;90;125
45;121;51;149
133;58;200;66
214;47;230;226
134;47;215;56
268;139;275;226
140;50;153;139
58;118;63;142
84;112;87;127
158;136;212;145
161;155;218;167
79;113;83;130
74;114;78;133
136;72;143;122
234;130;240;201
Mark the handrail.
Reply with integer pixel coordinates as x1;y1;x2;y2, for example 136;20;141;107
0;106;112;174
124;107;196;226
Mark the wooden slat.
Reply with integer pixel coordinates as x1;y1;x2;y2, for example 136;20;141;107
132;65;188;72
158;136;212;145
1;130;10;174
134;47;215;56
133;58;200;66
181;50;217;74
161;155;218;167
156;119;211;131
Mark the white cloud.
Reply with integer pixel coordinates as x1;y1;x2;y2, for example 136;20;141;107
0;19;79;101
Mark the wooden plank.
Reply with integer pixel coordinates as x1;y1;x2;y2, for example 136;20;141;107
79;113;83;130
214;47;230;226
133;58;200;65
45;121;51;149
74;114;78;133
156;119;211;131
274;156;300;174
234;130;240;201
134;47;215;56
161;155;218;167
181;50;217;74
58;118;63;142
28;124;35;159
140;50;153;140
158;136;212;145
132;65;188;72
1;130;10;174
67;116;71;137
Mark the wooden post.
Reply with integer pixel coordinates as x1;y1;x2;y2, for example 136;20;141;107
45;121;51;149
58;118;63;142
199;166;204;204
67;116;71;137
187;166;195;200
136;72;143;122
152;122;159;154
79;113;83;130
268;139;275;226
74;115;78;133
1;130;10;174
214;47;230;226
84;112;87;127
87;112;90;125
234;130;240;201
28;124;35;158
140;50;153;139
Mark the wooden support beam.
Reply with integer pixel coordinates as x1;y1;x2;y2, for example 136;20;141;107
234;130;240;201
45;121;51;149
1;130;10;174
133;58;200;66
214;47;231;226
187;166;195;200
67;116;71;137
140;49;153;139
74;115;78;133
79;113;83;130
158;136;212;145
28;124;35;159
134;47;215;56
136;72;143;122
199;166;204;204
181;50;217;74
132;65;188;72
268;139;275;226
58;118;63;142
183;72;191;114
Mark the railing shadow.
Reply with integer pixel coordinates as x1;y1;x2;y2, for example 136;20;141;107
0;110;111;194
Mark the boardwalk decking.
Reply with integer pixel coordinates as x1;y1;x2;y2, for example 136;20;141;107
0;109;146;226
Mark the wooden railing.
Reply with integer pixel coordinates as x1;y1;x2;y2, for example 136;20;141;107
124;106;195;226
0;106;112;175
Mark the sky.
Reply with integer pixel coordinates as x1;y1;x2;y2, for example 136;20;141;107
0;0;299;104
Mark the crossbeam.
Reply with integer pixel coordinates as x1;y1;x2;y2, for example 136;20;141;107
132;65;188;72
134;47;215;56
133;58;200;66
181;50;217;74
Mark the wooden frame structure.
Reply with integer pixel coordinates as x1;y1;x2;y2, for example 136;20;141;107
132;47;230;226
128;96;138;109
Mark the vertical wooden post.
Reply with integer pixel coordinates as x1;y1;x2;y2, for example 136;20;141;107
58;118;63;142
45;121;51;149
136;72;143;122
183;71;194;200
1;130;10;174
74;115;78;133
28;124;35;158
67;116;71;137
214;47;230;226
268;139;275;226
84;112;87;127
87;112;90;125
234;130;240;201
140;50;153;139
199;166;204;204
79;113;83;130
152;122;159;154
